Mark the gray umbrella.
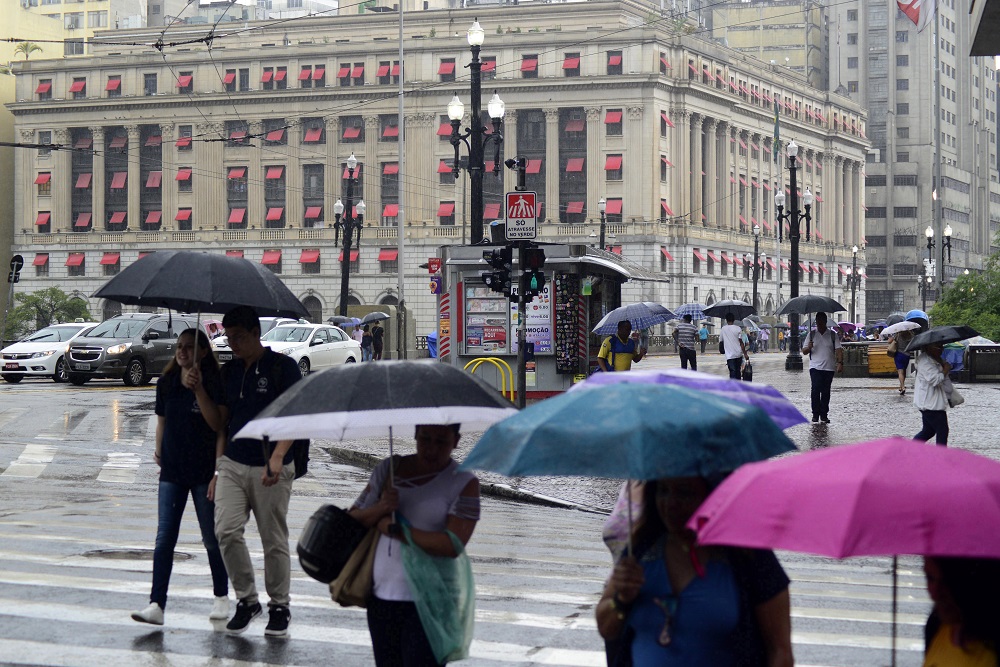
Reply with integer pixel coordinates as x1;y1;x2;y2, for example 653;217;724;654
361;311;391;324
904;325;980;353
885;312;907;326
775;295;846;316
703;299;756;320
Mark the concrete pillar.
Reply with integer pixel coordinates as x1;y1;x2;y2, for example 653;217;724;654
159;124;175;230
585;107;601;220
194;122;224;229
502;109;518;196
704;118;718;227
126;125;140;229
544;108;560;223
690;113;703;226
626;105;644;221
89;126;105;231
52;129;72;232
674;110;690;223
363;115;380;226
247;121;264;228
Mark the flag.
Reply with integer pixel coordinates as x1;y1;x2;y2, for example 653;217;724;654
772;102;780;164
897;0;936;33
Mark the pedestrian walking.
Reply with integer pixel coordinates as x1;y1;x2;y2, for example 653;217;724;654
131;328;230;626
352;326;364;345
597;320;647;372
760;327;770;352
913;342;952;446
596;477;794;667
372;322;385;361
777;328;786;351
349;424;481;667
214;306;303;637
675;314;699;371
698;323;709;354
361;324;374;362
720;313;750;380
889;330;915;395
922;556;1000;666
801;312;843;424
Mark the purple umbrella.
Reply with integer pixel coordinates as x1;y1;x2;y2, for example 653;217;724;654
569;368;807;430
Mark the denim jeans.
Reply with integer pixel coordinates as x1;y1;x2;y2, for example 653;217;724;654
809;368;836;419
362;346;374;361
726;358;743;380
679;347;697;371
914;409;949;445
151;480;228;608
367;595;442;666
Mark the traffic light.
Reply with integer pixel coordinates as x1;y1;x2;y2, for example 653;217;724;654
521;246;546;299
481;246;513;296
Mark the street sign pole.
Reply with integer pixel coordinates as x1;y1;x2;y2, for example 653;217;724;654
2;255;24;343
504;193;536;408
515;240;527;409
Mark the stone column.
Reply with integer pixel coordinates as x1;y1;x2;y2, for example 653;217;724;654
18;130;35;234
543;109;561;223
715;121;729;228
849;161;860;247
247;121;264;228
285;128;304;229
674;109;690;224
195;122;223;229
158;124;175;231
704;119;718;227
582;107;601;221
502;109;518;196
835;157;845;246
625;106;644;221
363;115;380;226
404;113;433;223
690;113;703;226
125;125;141;229
52;129;72;232
89;126;105;231
325;118;338;225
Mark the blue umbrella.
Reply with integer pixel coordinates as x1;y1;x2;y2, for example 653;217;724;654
461;383;796;480
673;303;708;320
592;302;675;335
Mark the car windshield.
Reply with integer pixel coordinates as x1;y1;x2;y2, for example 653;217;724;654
262;327;312;343
24;325;86;343
86;319;149;339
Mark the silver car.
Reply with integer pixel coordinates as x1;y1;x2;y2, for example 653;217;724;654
261;324;361;374
2;322;99;383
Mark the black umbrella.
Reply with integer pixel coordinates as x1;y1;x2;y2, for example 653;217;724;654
327;315;359;325
360;311;391;324
703;299;756;320
904;325;980;353
92;251;309;319
234;360;517;443
885;312;907;326
776;295;846;316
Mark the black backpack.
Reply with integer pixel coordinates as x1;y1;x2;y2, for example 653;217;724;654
266;361;310;479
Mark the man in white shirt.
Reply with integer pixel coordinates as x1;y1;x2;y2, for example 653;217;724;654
719;313;749;380
801;312;843;423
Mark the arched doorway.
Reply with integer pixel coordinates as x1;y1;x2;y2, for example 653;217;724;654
302;295;322;323
102;300;122;321
346;295;361;306
379;294;398;306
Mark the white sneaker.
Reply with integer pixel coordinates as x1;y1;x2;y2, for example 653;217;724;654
209;596;230;620
131;602;164;625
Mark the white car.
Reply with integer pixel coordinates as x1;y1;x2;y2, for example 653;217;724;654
212;317;298;364
2;322;100;383
261;324;361;374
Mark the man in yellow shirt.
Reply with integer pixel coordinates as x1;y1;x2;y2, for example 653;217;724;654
597;320;646;372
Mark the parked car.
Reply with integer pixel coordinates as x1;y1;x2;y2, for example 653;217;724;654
66;313;199;386
260;324;361;374
212;317;298;364
2;322;99;383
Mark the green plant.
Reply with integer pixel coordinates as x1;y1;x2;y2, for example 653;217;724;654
14;42;42;61
496;26;503;34
430;27;436;37
3;287;92;340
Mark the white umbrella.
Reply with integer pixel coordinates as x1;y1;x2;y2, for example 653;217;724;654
879;321;922;339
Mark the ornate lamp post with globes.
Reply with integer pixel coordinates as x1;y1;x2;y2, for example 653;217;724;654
774;140;813;371
334;153;366;316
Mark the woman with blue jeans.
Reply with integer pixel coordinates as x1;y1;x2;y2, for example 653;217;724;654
132;328;230;625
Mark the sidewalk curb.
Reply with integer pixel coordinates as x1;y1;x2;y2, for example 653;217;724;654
325;446;610;515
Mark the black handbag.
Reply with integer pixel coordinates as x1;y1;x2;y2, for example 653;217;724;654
741;361;753;382
297;504;369;583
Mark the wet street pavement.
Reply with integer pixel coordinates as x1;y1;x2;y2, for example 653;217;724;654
0;356;996;666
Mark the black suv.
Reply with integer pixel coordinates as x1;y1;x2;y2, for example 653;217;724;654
66;313;198;386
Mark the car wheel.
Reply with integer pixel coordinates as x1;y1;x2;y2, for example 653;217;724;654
298;357;311;375
123;358;149;386
68;373;89;386
53;357;69;383
2;374;22;383
345;357;356;363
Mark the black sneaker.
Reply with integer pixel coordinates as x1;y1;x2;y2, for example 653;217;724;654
812;414;820;423
265;605;290;638
820;415;831;423
226;599;262;635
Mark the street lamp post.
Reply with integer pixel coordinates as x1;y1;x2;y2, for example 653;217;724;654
448;20;505;245
749;224;761;311
923;225;935;312
774;141;813;371
334;153;366;316
598;197;607;251
849;244;859;323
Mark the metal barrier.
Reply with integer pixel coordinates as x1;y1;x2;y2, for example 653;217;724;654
464;357;515;402
968;345;1000;382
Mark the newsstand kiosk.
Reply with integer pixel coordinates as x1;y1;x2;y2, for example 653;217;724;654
435;243;642;400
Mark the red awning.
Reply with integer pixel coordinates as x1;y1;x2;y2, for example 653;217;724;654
562;56;580;69
100;252;120;265
382;125;399;138
109;135;127;149
605;199;623;214
35;82;51;94
565;201;584;214
228;167;246;179
312;67;325;80
265;129;285;142
75;213;91;228
707;251;721;263
227;250;244;257
609;54;622;66
266;207;284;221
65;253;85;267
376;65;390;77
337;66;350;78
144;135;162;147
781;260;790;270
228;208;246;224
74;137;93;149
733;255;744;266
222;72;236;84
564;119;585;132
662;157;673;167
604;155;622;170
604;110;622;124
176;136;191;148
383;163;399;175
304;127;323;142
819;265;829;274
693;250;707;262
342;164;362;179
688;63;699;75
300;249;320;264
175;168;192;181
265;166;284;179
799;262;810;272
437;203;455;217
176;75;192;88
481;59;496;72
261;70;273;83
521;58;538;72
739;215;747;226
437;61;456;75
565;158;584;172
767;259;777;270
298;68;312;81
33;253;49;266
661;201;674;216
659;57;670;69
109;211;126;224
351;65;364;78
305;206;323;219
761;219;773;231
175;209;192;221
381;203;399;217
145;211;161;225
68;80;86;93
704;68;715;81
526;159;542;174
838;266;849;276
338;249;359;262
436;122;452;137
437;161;452;174
273;68;286;81
378;249;398;261
145;171;162;188
34;173;51;185
739;176;748;186
110;172;127;189
609;245;622;255
660;248;674;261
484;203;501;218
660;112;675;128
343;126;361;139
721;253;733;264
762;182;772;191
35;212;50;226
75;173;92;188
229;131;247;141
262;250;282;265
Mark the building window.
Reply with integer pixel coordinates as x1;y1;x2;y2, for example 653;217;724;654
224;68;237;92
438;58;456;83
64;12;83;29
106;75;121;97
176;208;192;230
896;152;909;162
64;39;85;56
88;10;108;28
36;172;52;196
70;77;87;99
177;125;192;151
380;114;399;142
848;81;859;92
847;9;857;20
340;116;364;144
438;201;456;226
896;126;909;139
351;62;363;86
482;57;496;81
521;54;538;79
226;120;251;147
67;254;86;277
239;68;250;91
660;155;668;182
103;256;120;276
379;249;398;274
847;33;858;45
893;206;918;218
607;50;623;76
37;78;52;101
605;109;623;137
897;54;909;66
897;79;909;90
263;118;287;146
896;30;908;42
35;255;49;277
37;130;52;157
143;73;157;95
605;154;623;181
847;57;858;69
302;118;325;144
178;71;193;94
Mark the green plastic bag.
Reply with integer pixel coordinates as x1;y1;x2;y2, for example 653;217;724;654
400;523;475;663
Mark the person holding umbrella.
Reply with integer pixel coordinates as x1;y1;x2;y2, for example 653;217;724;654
214;306;303;637
912;341;952;446
801;312;843;423
597;320;647;372
923;556;1000;666
372;321;385;361
675;314;699;371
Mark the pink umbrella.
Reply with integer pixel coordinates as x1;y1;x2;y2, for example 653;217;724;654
687;437;1000;666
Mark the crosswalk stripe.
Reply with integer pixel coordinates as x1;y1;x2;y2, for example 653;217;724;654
1;443;57;478
36;410;90;440
0;407;29;429
0;639;318;667
96;452;142;483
